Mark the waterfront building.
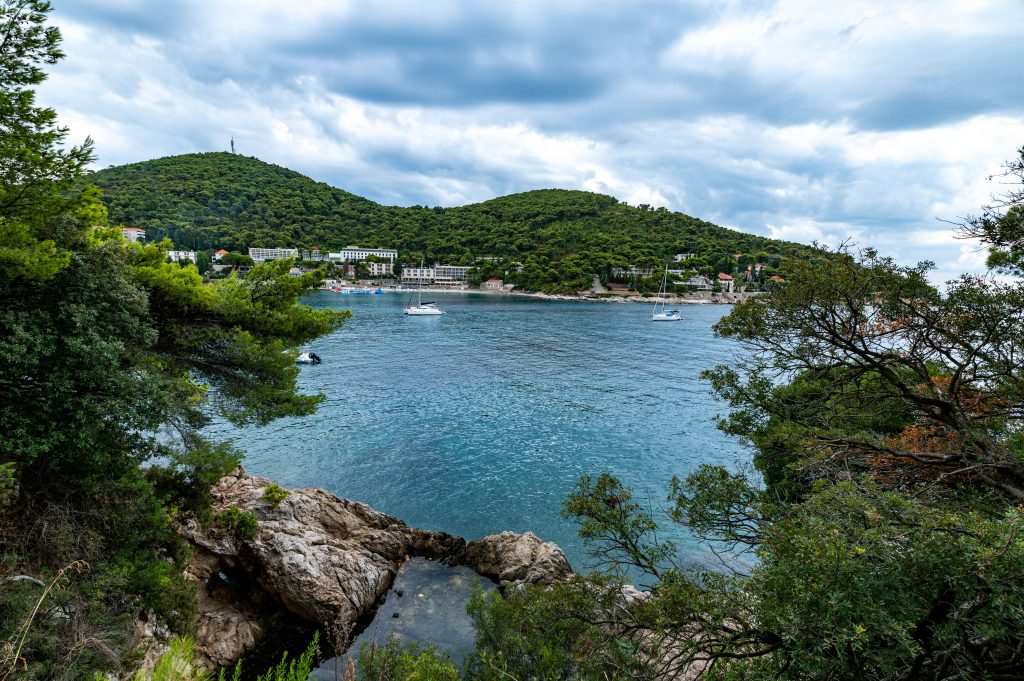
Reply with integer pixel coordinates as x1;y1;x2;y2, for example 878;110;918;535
327;246;398;263
120;227;144;242
366;261;394;277
482;278;504;290
718;272;735;292
433;264;472;284
249;247;298;262
401;267;434;284
166;250;197;263
213;249;229;261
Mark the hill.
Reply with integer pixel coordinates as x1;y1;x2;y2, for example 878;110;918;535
88;152;820;293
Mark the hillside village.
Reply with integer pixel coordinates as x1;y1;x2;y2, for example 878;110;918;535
119;227;785;296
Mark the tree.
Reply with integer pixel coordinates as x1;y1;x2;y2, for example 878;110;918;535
0;4;350;675
219;251;254;268
958;145;1024;276
0;0;95;281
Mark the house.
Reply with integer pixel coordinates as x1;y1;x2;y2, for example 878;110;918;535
120;227;144;242
681;275;713;290
718;272;735;292
213;249;230;262
482;278;504;290
769;275;786;283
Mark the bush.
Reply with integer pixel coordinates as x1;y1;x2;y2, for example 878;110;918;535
212;506;257;541
260;484;289;508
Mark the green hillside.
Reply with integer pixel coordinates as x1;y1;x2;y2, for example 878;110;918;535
88;152;819;293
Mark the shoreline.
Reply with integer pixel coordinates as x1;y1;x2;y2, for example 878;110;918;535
324;285;760;305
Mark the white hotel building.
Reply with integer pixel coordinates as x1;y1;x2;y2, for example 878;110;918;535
327;247;398;263
167;250;197;263
248;247;298;262
401;264;473;285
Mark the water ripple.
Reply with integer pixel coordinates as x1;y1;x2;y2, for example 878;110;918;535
208;292;750;569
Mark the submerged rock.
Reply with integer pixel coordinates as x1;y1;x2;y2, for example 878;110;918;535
170;467;571;671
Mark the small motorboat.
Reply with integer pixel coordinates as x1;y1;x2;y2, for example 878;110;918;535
296;351;322;364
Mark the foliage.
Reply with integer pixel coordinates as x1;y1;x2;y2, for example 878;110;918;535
0;0;95;282
260;483;289;508
86;153;823;294
212;506;258;541
219;252;253;268
958;145;1024;276
463;581;649;681
126;633;318;681
0;4;347;677
354;636;458;681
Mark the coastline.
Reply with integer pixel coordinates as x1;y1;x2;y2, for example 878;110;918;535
326;285;761;305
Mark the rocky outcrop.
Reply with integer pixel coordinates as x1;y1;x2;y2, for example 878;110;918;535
170;468;572;670
464;531;572;587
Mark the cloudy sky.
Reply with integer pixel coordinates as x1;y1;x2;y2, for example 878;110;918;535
38;0;1024;282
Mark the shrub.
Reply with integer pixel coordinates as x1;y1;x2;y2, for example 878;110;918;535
261;484;289;509
212;506;257;541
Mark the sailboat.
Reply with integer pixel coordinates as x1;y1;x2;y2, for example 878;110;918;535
651;267;681;322
404;260;444;315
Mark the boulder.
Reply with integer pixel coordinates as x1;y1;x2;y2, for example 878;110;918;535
462;531;573;587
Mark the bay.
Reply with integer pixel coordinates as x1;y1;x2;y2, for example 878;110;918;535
208;291;750;571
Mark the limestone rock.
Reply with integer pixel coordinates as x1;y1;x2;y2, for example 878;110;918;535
462;531;572;587
178;467;571;671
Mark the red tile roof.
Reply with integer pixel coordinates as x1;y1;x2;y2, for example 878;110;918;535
718;273;734;281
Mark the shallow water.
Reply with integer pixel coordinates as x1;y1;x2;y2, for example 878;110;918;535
209;291;750;570
310;558;496;677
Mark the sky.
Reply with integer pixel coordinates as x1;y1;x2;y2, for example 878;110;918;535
37;0;1024;283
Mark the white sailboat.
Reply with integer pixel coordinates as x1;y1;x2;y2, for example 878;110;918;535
404;260;444;315
651;267;681;322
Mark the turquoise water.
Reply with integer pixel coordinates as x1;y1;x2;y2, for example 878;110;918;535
211;292;749;570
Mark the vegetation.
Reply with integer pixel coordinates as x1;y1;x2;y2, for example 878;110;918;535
87;153;822;294
0;3;346;677
260;483;290;508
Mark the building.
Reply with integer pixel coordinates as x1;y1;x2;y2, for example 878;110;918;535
213;249;230;262
120;227;145;242
401;267;434;284
482;278;504;290
673;253;696;262
769;275;786;283
610;265;655;279
327;246;398;263
299;249;328;262
366;261;394;277
248;247;298;262
718;272;735;292
167;250;197;263
433;264;472;284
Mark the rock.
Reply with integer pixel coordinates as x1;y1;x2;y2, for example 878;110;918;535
178;467;571;671
462;531;572;587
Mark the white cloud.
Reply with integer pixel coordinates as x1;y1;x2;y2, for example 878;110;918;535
33;1;1024;281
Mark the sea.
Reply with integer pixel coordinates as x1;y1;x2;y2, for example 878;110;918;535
209;290;751;573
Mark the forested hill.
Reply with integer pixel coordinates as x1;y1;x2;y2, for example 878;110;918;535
89;152;819;291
